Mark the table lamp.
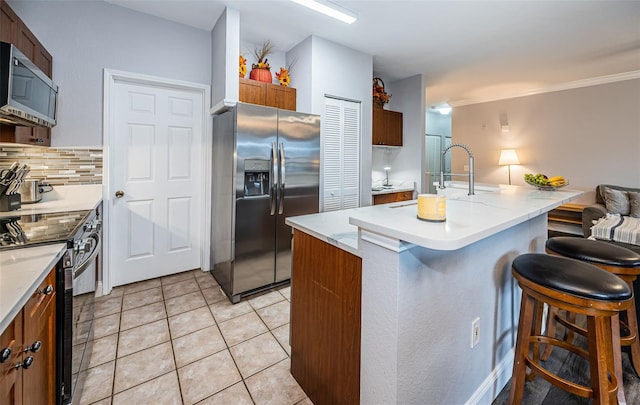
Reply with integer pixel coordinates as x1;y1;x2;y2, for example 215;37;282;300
498;149;520;185
383;166;391;186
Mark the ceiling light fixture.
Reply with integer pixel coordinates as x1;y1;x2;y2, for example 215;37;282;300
436;106;452;115
289;0;357;24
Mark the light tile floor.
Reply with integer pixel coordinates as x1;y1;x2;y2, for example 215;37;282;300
72;269;313;405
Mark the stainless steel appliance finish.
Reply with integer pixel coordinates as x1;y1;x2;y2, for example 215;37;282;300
0;207;102;405
211;103;320;303
18;179;53;203
0;42;58;128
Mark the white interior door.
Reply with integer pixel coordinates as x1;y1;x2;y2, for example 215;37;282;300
322;97;361;211
109;78;203;287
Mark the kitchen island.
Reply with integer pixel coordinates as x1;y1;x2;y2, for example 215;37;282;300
285;184;583;405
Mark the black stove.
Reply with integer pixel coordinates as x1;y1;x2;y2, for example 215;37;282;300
0;207;102;405
0;210;92;250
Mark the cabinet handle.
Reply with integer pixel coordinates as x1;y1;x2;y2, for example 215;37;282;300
24;341;42;353
0;347;10;363
15;356;34;369
38;285;54;296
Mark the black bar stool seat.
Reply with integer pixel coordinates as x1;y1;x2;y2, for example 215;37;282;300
544;236;640;378
509;253;632;405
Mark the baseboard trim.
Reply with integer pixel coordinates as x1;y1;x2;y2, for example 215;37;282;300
465;348;515;405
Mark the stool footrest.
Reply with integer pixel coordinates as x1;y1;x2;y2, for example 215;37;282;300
525;335;617;399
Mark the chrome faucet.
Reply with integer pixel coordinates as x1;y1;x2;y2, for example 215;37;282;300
439;143;475;195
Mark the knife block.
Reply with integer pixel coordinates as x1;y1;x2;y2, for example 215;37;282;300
0;193;21;211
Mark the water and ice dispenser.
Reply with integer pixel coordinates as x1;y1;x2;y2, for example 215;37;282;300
244;159;270;197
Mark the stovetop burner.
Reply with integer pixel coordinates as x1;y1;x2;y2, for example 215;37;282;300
0;210;92;249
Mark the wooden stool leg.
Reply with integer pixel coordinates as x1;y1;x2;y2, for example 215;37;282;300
509;292;536;405
621;278;640;377
612;314;627;405
528;301;545;381
587;315;617;405
541;306;558;361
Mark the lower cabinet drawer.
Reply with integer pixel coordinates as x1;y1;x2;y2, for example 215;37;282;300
373;191;414;205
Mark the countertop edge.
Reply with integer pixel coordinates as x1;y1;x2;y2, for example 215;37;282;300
291;225;361;257
0;243;66;335
349;192;582;251
371;187;415;196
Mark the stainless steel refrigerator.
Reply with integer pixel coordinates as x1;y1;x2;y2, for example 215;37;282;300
211;102;320;303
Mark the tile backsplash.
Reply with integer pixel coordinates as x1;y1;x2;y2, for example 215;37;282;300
0;144;103;186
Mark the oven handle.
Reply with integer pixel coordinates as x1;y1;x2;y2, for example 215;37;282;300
73;232;101;279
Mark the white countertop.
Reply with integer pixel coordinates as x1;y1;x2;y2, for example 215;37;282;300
285;209;360;257
0;183;103;334
286;183;583;254
0;184;102;218
0;243;66;334
351;183;583;251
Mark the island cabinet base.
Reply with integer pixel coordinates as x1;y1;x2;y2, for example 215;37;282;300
290;230;362;405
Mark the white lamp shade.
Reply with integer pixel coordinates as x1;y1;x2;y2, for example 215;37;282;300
498;149;520;166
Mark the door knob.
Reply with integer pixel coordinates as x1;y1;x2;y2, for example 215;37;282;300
115;190;124;198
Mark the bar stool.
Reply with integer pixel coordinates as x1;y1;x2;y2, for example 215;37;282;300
544;237;640;376
509;253;632;405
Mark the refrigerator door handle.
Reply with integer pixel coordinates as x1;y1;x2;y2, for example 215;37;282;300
278;142;286;215
271;141;278;216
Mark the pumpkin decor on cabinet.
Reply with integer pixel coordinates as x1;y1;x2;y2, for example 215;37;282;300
373;77;391;109
239;55;247;78
249;40;273;83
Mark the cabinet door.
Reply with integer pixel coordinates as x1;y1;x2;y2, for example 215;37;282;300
372;108;385;145
385;110;403;146
266;85;296;111
372;109;403;146
23;268;56;405
0;314;23;405
0;0;19;44
239;78;266;105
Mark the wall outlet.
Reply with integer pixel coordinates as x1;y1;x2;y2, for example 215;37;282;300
471;318;480;348
463;165;469;172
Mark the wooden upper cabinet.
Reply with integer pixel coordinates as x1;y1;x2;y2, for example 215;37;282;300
0;1;19;44
239;78;266;106
372;108;403;146
239;78;296;111
0;0;53;147
266;85;296;111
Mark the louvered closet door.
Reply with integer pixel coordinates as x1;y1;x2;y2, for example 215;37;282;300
322;97;361;211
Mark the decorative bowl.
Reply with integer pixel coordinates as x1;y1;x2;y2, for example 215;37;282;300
525;178;569;190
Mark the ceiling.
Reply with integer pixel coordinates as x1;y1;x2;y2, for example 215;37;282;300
106;0;640;107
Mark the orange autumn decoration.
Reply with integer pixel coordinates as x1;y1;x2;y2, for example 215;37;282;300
275;67;291;86
239;55;247;78
249;40;273;83
373;77;391;108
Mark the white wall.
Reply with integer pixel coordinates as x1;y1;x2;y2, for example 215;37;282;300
211;7;239;111
372;75;425;192
9;0;211;147
426;109;451;136
287;36;313;114
452;78;640;203
291;36;373;207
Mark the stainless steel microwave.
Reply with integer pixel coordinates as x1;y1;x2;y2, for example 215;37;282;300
0;41;58;128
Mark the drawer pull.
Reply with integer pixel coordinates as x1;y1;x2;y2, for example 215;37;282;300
0;347;10;363
24;341;42;353
38;285;54;296
15;356;34;369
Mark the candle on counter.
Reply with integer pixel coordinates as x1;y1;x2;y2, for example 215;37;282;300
417;194;446;222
